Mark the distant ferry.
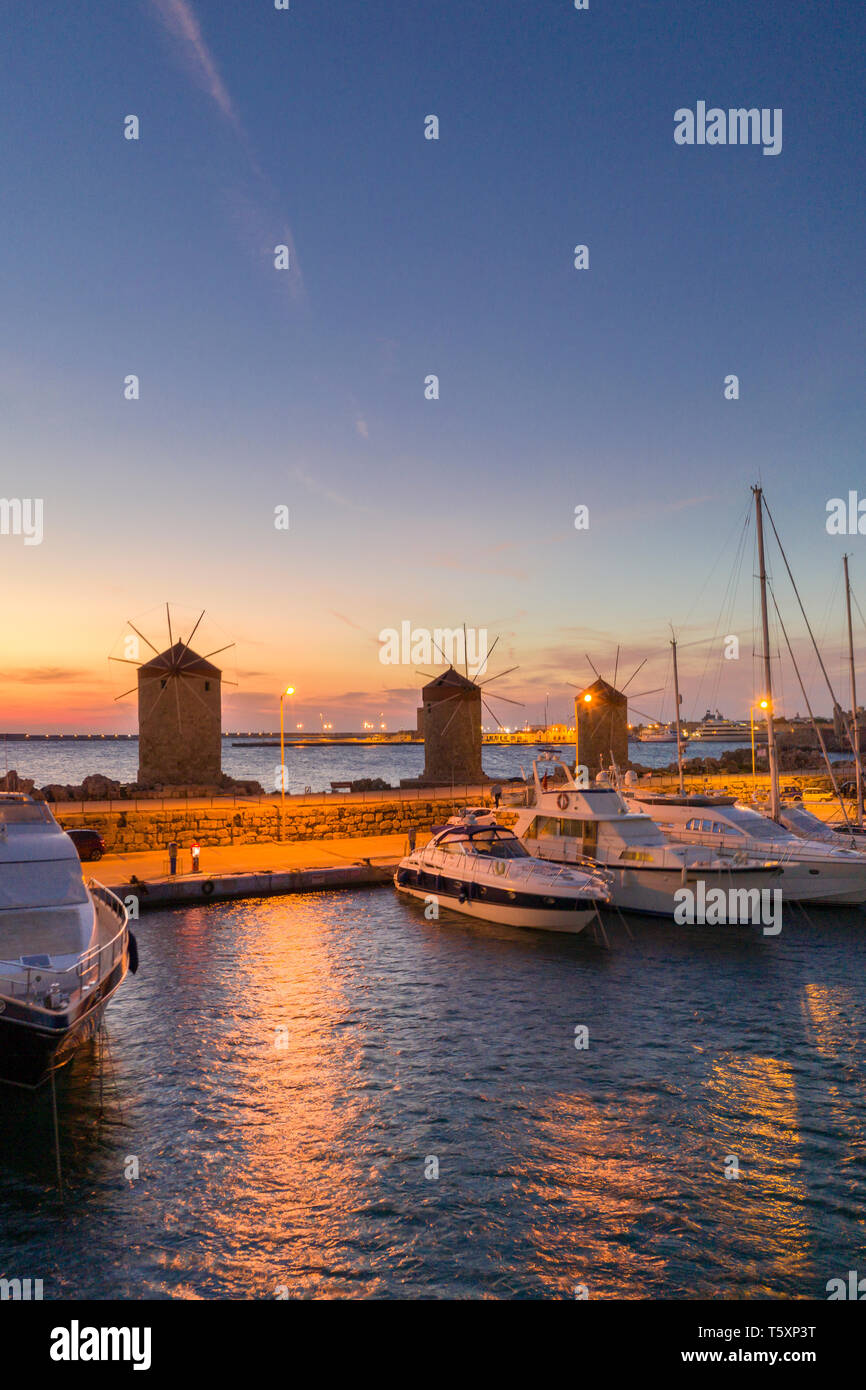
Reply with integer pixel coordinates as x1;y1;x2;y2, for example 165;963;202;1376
637;722;689;744
689;709;752;741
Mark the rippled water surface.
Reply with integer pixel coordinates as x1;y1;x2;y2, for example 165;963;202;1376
1;890;865;1299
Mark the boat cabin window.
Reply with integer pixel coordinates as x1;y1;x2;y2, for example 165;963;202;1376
686;817;731;834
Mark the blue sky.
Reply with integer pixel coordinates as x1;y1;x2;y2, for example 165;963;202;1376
1;0;864;730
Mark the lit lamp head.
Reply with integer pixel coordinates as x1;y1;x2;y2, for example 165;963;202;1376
583;693;592;703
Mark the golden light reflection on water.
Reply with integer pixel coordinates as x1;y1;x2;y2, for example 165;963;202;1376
519;1089;675;1298
703;1053;812;1293
155;893;382;1297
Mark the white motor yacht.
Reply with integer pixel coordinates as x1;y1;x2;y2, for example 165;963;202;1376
0;793;135;1088
394;809;610;933
509;758;784;917
623;789;866;907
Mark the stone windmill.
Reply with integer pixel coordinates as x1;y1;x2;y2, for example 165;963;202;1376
111;606;235;788
413;633;522;786
571;648;662;774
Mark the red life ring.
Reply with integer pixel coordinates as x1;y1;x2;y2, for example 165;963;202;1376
557;792;569;811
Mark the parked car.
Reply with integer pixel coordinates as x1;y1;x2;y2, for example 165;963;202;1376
65;827;106;862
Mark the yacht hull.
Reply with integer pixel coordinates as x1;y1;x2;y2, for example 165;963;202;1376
0;949;128;1089
394;870;597;933
587;862;782;917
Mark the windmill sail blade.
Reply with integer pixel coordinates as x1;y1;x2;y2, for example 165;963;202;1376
620;658;648;692
173;673;183;733
198;643;235;662
126;622;160;656
440;700;466;738
180;676;216;718
166;603;174;649
463;623;469;679
109;656;145;667
481;697;505;730
114;684;139;701
478;666;519;686
473;634;501;677
145;676;173;720
184;609;206;651
483;692;524;708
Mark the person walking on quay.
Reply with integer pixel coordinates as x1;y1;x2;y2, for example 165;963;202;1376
168;839;179;876
407;825;417;853
491;782;503;809
191;842;201;873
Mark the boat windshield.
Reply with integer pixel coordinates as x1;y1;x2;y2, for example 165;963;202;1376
0;860;89;911
723;807;794;841
780;806;836;839
0;801;53;824
469;829;530;859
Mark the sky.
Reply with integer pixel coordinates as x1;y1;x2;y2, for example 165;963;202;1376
1;0;864;732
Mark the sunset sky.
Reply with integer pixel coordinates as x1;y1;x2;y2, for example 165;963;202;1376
1;0;864;733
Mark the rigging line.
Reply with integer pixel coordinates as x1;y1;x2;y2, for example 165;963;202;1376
767;582;851;828
702;505;751;713
697;504;751;720
763;498;855;749
680;497;752;630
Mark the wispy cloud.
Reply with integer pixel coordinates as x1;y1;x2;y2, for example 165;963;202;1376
293;467;372;513
149;0;239;128
2;667;92;684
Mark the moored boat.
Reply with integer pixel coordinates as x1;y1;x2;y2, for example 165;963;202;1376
0;793;135;1089
394;809;610;933
510;758;785;917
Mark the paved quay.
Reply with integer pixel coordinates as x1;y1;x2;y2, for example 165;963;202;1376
95;831;432;910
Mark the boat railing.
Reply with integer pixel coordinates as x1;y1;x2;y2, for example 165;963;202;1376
0;881;128;1004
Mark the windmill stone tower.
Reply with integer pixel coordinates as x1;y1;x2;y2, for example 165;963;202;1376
575;676;628;774
137;643;222;787
416;667;488;786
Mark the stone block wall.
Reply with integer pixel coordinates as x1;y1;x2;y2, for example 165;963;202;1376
54;793;497;854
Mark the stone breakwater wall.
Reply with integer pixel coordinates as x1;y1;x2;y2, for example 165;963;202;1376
55;793;498;854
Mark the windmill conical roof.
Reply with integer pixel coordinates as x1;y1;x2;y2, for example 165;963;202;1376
138;643;221;678
422;666;478;695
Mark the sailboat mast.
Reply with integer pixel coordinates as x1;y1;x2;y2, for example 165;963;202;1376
670;634;685;796
753;485;780;819
843;553;863;828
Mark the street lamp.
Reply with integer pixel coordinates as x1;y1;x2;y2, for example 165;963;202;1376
280;686;295;810
751;698;770;780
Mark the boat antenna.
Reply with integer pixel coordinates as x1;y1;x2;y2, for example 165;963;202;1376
844;555;864;829
670;627;686;796
753;485;781;820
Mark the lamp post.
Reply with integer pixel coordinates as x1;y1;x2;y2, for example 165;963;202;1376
577;690;592;780
279;686;295;813
750;699;769;781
